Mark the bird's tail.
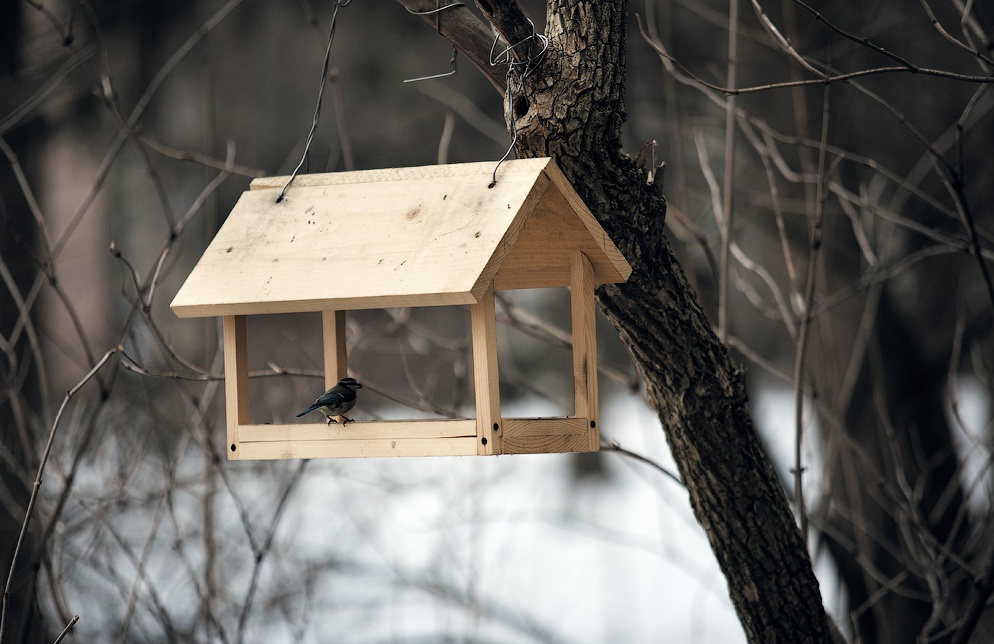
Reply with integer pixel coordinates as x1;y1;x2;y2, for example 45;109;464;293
296;405;319;418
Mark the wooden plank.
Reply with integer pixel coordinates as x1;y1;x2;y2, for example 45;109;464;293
501;417;590;437
171;161;547;318
237;419;477;442
235;436;479;460
471;282;501;455
494;183;630;289
223;316;250;460
470;168;551;300
541;161;632;282
249;158;553;190
500;417;596;455
501;433;593;455
570;251;600;451
322;310;348;389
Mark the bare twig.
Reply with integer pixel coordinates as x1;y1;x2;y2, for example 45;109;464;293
414;81;510;144
23;0;76;45
136;133;265;177
792;83;833;542
601;441;684;487
718;0;740;343
950;544;994;643
437;111;456;164
916;0;994;69
638;12;994;95
51;614;80;644
328;68;355;171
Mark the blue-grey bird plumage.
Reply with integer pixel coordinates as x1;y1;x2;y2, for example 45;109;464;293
297;377;362;423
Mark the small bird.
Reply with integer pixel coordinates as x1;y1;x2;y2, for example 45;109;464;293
296;377;363;424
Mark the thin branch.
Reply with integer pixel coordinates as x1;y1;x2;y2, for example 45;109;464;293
601;441;684;487
916;0;994;69
792;84;833;542
750;0;821;77
729;242;797;338
136;133;265;177
51;615;80;644
414;80;510;144
718;0;740;343
0;252;53;429
789;0;921;70
663;204;720;282
437;110;456;164
949;524;994;644
637;13;994;95
327;68;355;171
23;0;76;45
0;48;94;135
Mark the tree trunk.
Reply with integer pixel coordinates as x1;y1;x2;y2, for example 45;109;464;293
402;0;838;640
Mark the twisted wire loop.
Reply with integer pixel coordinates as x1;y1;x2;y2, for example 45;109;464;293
488;21;549;188
277;0;355;203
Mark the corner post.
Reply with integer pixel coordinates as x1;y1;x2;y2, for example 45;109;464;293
223;315;250;459
570;251;599;451
471;281;501;455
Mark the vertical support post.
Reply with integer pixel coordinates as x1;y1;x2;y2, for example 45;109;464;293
322;310;348;389
223;315;250;459
471;281;501;455
322;310;349;423
570;251;599;451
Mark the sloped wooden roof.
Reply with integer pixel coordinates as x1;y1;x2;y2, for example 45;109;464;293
170;157;631;318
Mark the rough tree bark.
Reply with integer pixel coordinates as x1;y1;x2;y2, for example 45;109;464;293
399;0;838;641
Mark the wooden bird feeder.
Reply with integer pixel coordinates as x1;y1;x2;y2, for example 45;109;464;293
170;158;631;459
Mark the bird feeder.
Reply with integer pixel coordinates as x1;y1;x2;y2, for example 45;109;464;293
170;158;631;459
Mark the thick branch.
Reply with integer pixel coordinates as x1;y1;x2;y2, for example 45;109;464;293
394;0;508;93
474;0;536;60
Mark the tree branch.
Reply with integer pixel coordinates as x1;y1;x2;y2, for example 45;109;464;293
395;0;508;93
475;0;536;59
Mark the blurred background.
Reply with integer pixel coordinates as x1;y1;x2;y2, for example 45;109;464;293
2;1;992;642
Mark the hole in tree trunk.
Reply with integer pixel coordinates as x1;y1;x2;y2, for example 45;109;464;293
514;96;529;118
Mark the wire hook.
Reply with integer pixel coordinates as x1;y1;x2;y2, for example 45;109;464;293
403;1;464;83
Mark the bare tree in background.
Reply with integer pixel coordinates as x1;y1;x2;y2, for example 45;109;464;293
2;0;993;643
624;1;994;642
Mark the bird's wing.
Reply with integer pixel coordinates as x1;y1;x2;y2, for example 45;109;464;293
317;385;356;406
296;384;357;417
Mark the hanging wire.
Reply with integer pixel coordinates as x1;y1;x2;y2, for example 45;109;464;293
402;1;464;83
488;21;548;188
277;0;354;203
